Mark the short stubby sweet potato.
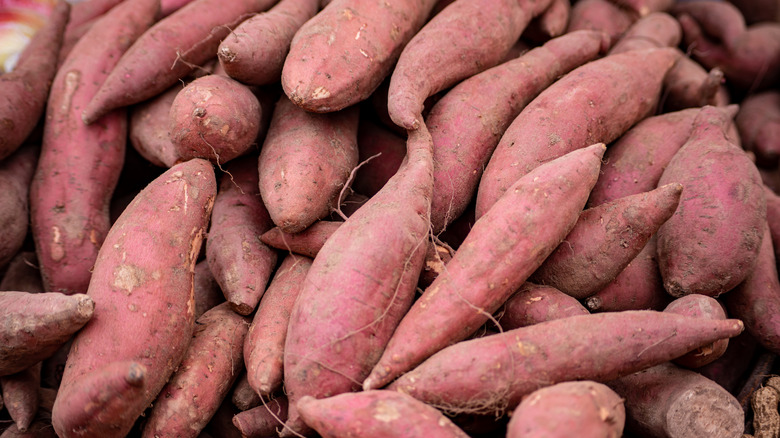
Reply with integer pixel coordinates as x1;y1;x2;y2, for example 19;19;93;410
387;311;744;416
664;294;729;368
297;390;470;438
169;74;262;165
51;159;216;437
657;105;766;297
506;381;625;438
258;97;359;233
475;47;678;217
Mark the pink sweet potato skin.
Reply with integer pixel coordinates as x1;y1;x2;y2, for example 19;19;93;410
606;362;744;437
737;90;780;167
260;221;342;258
297;391;470;438
245;254;313;397
506;381;625;438
531;183;682;299
388;311;744;415
0;252;43;294
0;1;69;160
664;294;729;368
497;283;590;330
607;12;681;54
232;396;289;438
81;0;278;124
281;0;439;113
218;0;320;86
0;145;38;269
51;159;216;437
207;156;277;315
364;144;605;392
0;292;93;377
141;302;250;438
475;47;679;217
30;0;159;295
1;362;42;433
566;0;636;42
258;97;360;233
766;185;780;263
663;56;730;112
386;0;535;130
129;85;180;168
353;119;407;197
281;123;434;436
657;106;766;297
427;30;608;233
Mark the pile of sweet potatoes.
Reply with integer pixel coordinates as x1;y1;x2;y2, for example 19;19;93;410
2;0;780;436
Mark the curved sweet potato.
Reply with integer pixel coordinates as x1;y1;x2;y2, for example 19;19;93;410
0;145;38;269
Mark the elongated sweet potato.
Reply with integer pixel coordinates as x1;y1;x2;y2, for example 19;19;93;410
232;396;289;438
386;0;537;130
30;0;158;295
531;183;682;299
258;97;359;233
427;29;608;233
281;122;434;437
664;294;729;368
207;155;277;315
657;105;765;297
0;0;69;160
387;311;744;415
1;362;42;433
81;0;278;124
737;90;780;167
141;302;250;438
475;47;678;217
0;145;38;269
245;254;312;397
496;283;590;330
606;362;744;437
281;0;439;113
363;144;605;392
218;0;319;85
51;159;216;437
297;390;470;438
506;381;625;438
260;221;342;258
0;291;93;376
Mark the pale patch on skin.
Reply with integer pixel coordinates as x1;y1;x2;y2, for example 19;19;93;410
61;70;80;114
312;87;331;99
51;225;64;261
373;400;401;423
112;264;145;295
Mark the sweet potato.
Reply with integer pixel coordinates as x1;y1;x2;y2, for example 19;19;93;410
1;362;41;433
726;0;780;24
280;0;439;113
364;144;605;392
496;283;590;331
232;396;289;438
207;155;277;315
607;11;681;54
353;119;407;197
281;122;434;436
141;302;250;438
0;292;93;376
218;0;319;86
657;105;765;297
30;0;158;295
664;294;729;368
297;390;470;438
527;0;571;40
258;97;359;233
662;56;729;112
193;260;224;319
51;159;216;437
672;0;747;50
128;85;181;168
606;362;744;437
506;381;625;438
0;145;38;269
0;0;69;160
566;0;636;43
475;47;678;217
260;221;342;258
0;418;58;438
388;310;743;416
0;252;42;294
606;0;673;16
427;30;608;233
80;0;278;124
698;331;759;394
736;90;780;167
386;0;537;130
245;254;312;397
231;372;261;411
530;183;682;299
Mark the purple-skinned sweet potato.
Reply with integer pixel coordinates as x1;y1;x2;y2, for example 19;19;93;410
475;47;678;218
363;144;606;392
496;283;590;330
280;121;434;437
657;105;766;297
245;254;312;398
736;90;780;167
0;0;69;160
506;381;625;438
1;362;42;433
51;159;216;437
231;372;261;411
258;97;360;233
664;294;729;368
530;183;682;299
207;155;277;315
232;396;289;438
30;0;159;295
217;0;319;86
387;310;744;416
427;30;608;233
0;145;38;269
141;302;250;438
297;390;470;438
